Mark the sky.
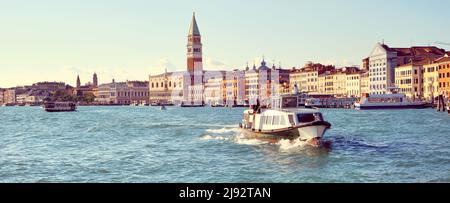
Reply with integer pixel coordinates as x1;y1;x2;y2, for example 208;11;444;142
1;0;449;87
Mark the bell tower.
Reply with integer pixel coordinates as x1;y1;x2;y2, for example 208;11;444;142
187;12;203;73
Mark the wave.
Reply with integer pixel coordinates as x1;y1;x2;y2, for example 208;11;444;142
199;134;231;141
233;134;269;146
277;138;309;151
205;127;239;134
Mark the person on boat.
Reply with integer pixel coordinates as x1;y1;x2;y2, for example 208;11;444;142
252;99;261;114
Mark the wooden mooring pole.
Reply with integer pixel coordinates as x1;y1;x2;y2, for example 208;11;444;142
437;94;445;112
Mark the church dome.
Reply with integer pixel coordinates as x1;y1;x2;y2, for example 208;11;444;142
258;59;270;71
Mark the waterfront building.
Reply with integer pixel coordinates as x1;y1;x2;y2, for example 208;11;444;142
318;72;334;95
96;80;149;105
224;70;246;106
74;73;98;97
317;73;326;94
4;88;17;104
332;69;348;97
0;88;4;104
289;62;334;93
366;42;445;95
149;70;186;104
31;82;66;93
360;71;370;96
423;62;440;101
16;92;47;105
3;87;30;104
273;65;291;96
395;59;429;99
244;65;260;104
362;57;370;71
243;59;290;105
204;76;226;106
346;72;361;98
437;55;450;97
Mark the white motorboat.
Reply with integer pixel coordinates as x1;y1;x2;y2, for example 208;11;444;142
239;92;331;146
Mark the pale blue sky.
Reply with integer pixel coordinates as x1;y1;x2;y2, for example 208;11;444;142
1;0;449;87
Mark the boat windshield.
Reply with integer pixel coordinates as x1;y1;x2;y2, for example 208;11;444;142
297;113;323;123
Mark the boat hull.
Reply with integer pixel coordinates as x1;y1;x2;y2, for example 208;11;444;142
44;109;76;112
180;104;205;107
240;121;330;143
355;104;429;110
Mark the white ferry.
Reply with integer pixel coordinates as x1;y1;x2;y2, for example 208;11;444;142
355;89;427;110
239;90;331;146
43;102;77;112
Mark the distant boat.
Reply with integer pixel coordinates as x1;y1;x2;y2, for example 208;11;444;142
160;105;167;111
180;103;205;107
355;92;428;110
151;102;174;106
43;102;77;112
211;104;225;108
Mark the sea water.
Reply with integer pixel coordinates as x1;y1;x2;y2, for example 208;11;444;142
0;106;449;182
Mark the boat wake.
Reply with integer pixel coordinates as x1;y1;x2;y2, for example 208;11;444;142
200;127;332;152
205;127;239;134
199;134;231;141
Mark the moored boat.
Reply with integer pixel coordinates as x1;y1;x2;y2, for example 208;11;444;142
180;102;205;107
43;102;77;112
355;92;428;110
239;92;331;147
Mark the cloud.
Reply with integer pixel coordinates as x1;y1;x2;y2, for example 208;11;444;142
148;58;183;74
204;57;227;70
156;58;177;71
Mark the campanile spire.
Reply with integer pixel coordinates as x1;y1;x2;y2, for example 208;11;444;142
187;12;203;72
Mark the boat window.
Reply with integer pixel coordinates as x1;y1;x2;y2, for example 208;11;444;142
260;116;265;125
288;115;294;125
280;116;286;125
266;116;272;125
273;116;279;125
297;113;316;123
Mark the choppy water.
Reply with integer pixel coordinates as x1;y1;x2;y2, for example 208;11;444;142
0;106;449;182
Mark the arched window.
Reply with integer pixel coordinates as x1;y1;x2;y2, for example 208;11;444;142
156;83;158;88
161;82;163;87
152;83;154;88
169;81;172;87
